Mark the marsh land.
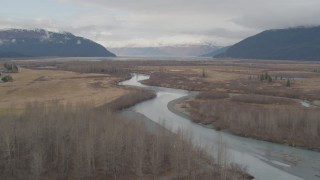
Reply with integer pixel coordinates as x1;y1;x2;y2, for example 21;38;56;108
2;58;320;151
0;58;256;180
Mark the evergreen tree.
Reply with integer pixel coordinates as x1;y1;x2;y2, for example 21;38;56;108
268;75;272;83
202;68;206;78
286;79;291;87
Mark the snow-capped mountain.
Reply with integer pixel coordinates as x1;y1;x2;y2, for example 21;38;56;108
0;29;115;58
110;44;220;57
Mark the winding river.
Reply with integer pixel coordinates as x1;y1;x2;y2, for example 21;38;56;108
120;74;320;180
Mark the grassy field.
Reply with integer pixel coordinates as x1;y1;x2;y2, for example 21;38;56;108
0;68;129;113
142;60;320;100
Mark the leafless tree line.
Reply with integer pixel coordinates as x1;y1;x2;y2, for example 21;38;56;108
0;102;248;180
190;100;320;150
101;89;156;111
229;94;295;105
56;61;202;77
58;61;131;78
196;92;230;100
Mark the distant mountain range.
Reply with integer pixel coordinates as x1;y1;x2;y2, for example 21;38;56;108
0;29;115;58
110;44;220;57
217;26;320;61
200;46;230;57
3;26;319;60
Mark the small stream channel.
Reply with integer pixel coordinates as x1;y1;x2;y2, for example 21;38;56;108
119;74;320;180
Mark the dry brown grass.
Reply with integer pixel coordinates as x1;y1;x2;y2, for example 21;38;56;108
0;68;129;113
12;59;320;101
140;60;320;101
196;92;230;100
230;94;295;105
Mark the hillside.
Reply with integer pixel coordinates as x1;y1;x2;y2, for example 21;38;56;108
110;44;219;57
201;46;229;57
217;26;320;60
0;29;115;57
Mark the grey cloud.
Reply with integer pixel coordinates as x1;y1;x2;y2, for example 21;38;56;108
64;0;320;26
3;0;320;47
58;0;320;46
232;3;320;30
185;28;259;40
0;14;120;46
0;18;58;33
61;0;254;15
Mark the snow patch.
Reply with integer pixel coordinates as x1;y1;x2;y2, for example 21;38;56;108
301;101;311;107
11;39;16;43
35;28;45;33
41;30;51;41
77;40;82;45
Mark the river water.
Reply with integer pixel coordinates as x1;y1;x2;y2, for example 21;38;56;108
120;74;320;180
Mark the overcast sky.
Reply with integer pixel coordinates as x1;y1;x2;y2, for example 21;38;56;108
1;0;320;47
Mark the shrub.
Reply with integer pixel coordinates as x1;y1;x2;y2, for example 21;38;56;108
196;92;229;100
1;75;13;82
230;94;294;105
102;89;156;111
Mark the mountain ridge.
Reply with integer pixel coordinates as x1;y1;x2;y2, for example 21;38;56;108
201;46;229;57
0;29;116;58
110;44;219;57
217;26;320;61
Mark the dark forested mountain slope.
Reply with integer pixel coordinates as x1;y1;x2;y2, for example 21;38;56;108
0;29;115;57
217;26;320;61
201;46;229;57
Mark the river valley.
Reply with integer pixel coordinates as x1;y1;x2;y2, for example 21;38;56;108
120;74;320;180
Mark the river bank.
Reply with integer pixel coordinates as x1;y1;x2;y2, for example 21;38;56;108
117;74;253;179
124;73;320;180
183;92;320;151
138;63;320;151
